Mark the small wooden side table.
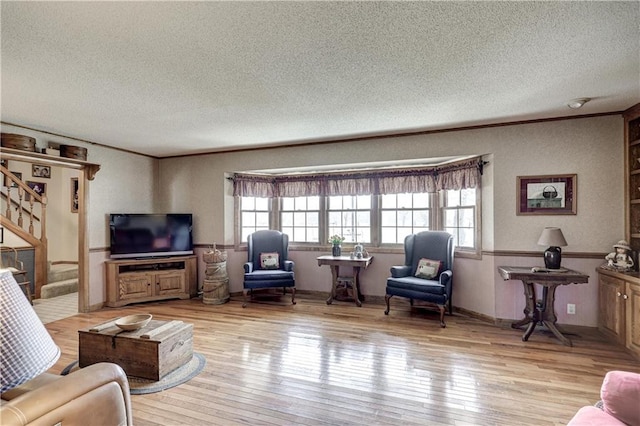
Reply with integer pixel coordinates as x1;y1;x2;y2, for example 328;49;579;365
498;266;589;346
317;255;373;307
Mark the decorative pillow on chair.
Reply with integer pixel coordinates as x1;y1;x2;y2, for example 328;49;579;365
260;252;280;269
415;258;441;279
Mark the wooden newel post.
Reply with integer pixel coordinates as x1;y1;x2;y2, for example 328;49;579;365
202;244;230;305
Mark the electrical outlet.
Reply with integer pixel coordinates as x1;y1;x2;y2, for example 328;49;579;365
567;303;576;315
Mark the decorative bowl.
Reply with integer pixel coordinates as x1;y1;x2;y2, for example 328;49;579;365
115;314;152;331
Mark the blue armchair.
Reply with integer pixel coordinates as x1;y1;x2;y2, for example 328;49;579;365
384;231;454;327
243;230;296;307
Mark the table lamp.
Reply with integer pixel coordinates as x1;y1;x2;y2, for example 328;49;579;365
0;269;60;393
537;227;568;269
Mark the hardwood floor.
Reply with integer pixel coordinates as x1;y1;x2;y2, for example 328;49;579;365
44;295;639;426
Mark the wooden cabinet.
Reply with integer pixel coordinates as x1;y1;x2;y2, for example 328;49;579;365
598;267;640;359
106;255;197;307
625;103;640;254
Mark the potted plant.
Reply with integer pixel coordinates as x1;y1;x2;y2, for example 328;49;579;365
329;235;345;256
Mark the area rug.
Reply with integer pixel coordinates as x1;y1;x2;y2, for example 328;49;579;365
61;352;206;395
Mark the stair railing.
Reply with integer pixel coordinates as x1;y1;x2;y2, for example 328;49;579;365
0;164;49;298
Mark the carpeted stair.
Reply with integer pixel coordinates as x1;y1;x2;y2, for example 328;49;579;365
41;263;78;299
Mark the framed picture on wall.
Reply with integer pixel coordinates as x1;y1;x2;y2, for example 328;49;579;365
517;174;577;215
71;177;78;213
32;164;51;178
26;180;46;201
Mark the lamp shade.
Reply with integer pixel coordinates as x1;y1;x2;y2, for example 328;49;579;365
0;269;60;393
537;227;568;247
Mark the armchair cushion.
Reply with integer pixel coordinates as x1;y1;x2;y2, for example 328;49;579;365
259;252;280;269
415;258;441;279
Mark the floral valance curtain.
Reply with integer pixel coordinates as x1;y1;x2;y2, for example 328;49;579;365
233;157;482;198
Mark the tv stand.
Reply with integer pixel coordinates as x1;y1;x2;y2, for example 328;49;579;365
105;255;197;307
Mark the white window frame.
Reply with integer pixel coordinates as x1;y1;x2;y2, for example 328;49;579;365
236;186;481;256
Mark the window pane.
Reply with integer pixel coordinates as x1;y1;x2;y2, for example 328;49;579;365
293;212;305;226
242;212;255;226
413;210;429;227
241;228;253;242
413;193;429;208
397;193;412;209
329;196;342;210
357;228;370;243
381;227;396;244
242;197;255;210
459;207;475;227
329;211;342;227
307;196;320;210
357;195;371;209
307;228;319;242
446;190;460;207
381;211;396;226
343;196;354;210
356;211;370;226
281;212;293;226
282;198;294;210
293;228;305;242
397;211;411;227
307;212;318;226
256;212;269;227
397;227;413;243
461;189;475;206
282;227;294;238
294;197;307;210
381;194;396;208
459;228;475;248
444;210;457;227
255;197;269;210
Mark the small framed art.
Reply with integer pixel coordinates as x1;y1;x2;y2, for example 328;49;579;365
32;164;51;178
517;174;576;215
71;178;79;213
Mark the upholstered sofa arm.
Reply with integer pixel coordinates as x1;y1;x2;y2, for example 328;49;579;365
284;260;294;272
390;265;412;278
601;370;640;425
1;363;133;426
244;262;254;273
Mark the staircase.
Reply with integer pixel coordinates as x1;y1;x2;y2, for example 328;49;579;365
41;263;78;299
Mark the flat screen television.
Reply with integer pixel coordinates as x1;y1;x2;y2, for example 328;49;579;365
109;213;194;259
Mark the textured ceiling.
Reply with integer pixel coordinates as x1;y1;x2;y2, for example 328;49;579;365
1;1;639;158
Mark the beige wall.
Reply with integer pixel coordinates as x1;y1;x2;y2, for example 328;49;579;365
1;123;157;307
162;115;623;327
2;115;624;327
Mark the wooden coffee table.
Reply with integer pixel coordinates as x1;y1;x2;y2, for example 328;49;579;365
79;318;193;380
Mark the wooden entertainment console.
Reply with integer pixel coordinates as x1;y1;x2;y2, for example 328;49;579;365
105;255;197;307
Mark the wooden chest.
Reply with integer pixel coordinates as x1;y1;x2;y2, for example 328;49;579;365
1;133;36;151
79;319;193;380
